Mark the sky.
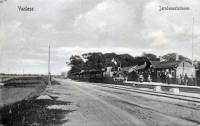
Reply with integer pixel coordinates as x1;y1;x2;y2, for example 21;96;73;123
0;0;200;74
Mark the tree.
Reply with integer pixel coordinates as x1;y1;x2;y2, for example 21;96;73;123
194;60;200;70
143;53;159;61
67;55;84;73
134;56;150;65
104;53;136;67
162;53;190;62
82;52;106;71
118;54;135;67
104;53;118;67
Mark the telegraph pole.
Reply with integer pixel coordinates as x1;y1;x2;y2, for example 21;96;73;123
48;44;51;86
191;17;197;86
192;17;194;66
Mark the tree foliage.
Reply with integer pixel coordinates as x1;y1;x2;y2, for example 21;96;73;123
67;55;84;73
82;52;106;71
162;53;190;62
143;53;159;61
67;52;193;75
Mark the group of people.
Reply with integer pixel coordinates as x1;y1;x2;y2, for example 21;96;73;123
179;74;189;85
159;72;173;84
157;71;190;85
138;72;152;82
138;71;191;85
160;72;190;85
113;69;192;86
138;71;174;84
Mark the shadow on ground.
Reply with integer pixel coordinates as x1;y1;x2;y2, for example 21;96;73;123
0;96;74;126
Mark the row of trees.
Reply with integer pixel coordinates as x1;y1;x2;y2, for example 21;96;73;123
67;52;196;76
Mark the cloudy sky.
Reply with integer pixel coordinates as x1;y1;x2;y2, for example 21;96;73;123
0;0;200;74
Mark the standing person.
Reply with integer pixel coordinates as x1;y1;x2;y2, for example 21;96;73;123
184;73;189;86
167;72;172;84
160;72;166;83
160;72;162;83
164;72;167;83
143;72;148;82
179;74;183;85
166;72;169;84
169;73;172;84
191;74;195;86
139;74;144;82
148;74;152;82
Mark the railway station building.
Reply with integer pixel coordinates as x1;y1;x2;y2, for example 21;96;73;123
121;60;196;86
148;60;196;85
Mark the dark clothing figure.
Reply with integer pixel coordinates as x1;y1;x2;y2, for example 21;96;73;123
160;72;166;83
179;74;184;85
143;72;148;82
128;71;138;81
184;74;189;86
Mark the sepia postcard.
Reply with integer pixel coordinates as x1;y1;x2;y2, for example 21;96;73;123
0;0;200;126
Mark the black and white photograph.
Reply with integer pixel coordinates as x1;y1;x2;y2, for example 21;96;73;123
1;0;200;125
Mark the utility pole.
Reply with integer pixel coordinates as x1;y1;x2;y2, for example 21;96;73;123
48;44;51;86
191;17;197;86
192;17;194;66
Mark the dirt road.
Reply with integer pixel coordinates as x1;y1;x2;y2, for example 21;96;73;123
44;79;200;126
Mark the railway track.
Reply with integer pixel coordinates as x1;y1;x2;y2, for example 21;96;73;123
92;83;200;103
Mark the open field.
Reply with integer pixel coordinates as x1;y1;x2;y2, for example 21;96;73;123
0;79;62;126
0;76;48;107
3;76;48;87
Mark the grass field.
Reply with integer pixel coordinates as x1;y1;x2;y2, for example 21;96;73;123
3;76;48;87
0;77;66;126
0;95;73;126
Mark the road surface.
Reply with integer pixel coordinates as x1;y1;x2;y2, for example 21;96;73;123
43;79;200;126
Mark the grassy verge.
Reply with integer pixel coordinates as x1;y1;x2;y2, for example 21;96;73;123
0;96;74;126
